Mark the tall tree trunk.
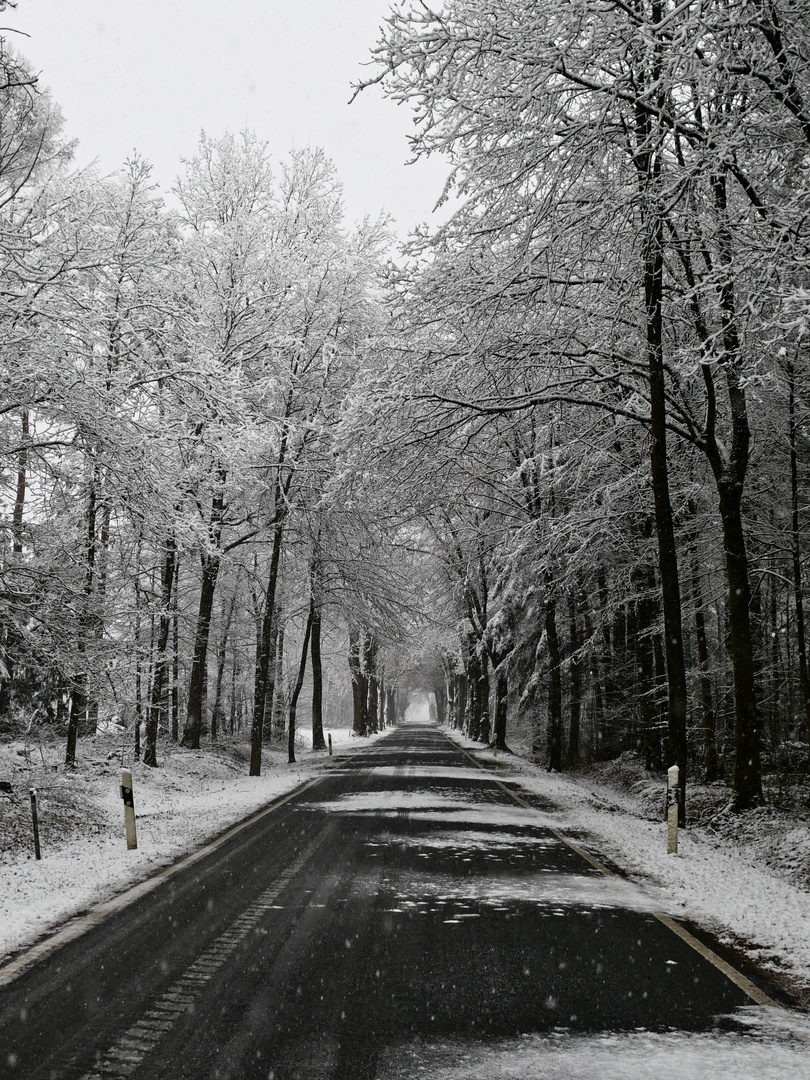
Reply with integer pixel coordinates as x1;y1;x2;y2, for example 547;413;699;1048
545;584;563;772
310;591;326;750
348;626;368;736
708;170;761;810
634;26;689;820
144;534;176;768
134;540;143;761
0;410;29;719
635;565;661;771
454;672;467;732
270;605;286;742
465;645;481;741
250;483;287;775
690;540;718;781
183;476;227;748
171;560;180;742
182;552;220;749
477;651;491;744
211;592;236;743
288;605;315;764
719;482;762;807
493;668;508;751
66;472;99;766
567;595;581;762
365;634;379;733
643;202;688;822
596;573;612;758
85;500;112;738
788;357;810;761
431;674;447;728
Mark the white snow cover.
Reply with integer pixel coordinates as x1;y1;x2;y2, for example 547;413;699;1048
377;1008;810;1079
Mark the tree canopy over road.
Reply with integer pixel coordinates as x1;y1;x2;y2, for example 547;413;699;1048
2;1;810;821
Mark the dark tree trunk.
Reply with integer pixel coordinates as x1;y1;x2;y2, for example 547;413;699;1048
365;635;379;733
144;534;177;768
432;675;447;728
634;40;689;819
211;592;236;743
250;508;285;775
66;473;99;766
65;674;86;768
270;606;286;742
288;605;314;765
719;482;762;807
0;410;29;719
690;542;718;781
465;646;481;741
478;654;491;744
171;560;180;741
545;585;563;772
493;669;508;751
85;500;112;738
349;630;367;738
788;358;810;760
134;539;144;760
183;477;227;748
348;627;368;736
454;672;467;731
635;566;661;771
445;671;455;729
310;592;326;750
596;573;612;757
182;552;221;749
567;595;582;762
644;208;688;822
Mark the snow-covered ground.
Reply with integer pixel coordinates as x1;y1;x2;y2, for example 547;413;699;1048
444;730;810;1010
377;1009;810;1079
0;725;375;964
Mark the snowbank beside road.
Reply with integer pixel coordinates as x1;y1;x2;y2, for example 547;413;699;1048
0;726;374;964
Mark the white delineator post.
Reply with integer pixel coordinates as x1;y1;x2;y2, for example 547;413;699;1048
666;765;679;854
121;769;138;850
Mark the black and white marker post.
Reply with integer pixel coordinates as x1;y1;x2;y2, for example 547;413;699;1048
29;788;41;860
120;769;138;850
666;765;679;855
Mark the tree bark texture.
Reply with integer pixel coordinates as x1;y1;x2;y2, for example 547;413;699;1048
144;534;177;768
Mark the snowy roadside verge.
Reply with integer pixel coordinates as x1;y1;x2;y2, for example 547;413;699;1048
443;730;810;1010
0;726;382;966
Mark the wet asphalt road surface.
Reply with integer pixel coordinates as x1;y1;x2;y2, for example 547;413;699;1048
0;723;759;1079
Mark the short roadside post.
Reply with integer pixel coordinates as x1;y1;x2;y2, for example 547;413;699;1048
120;769;138;850
30;789;41;860
666;765;679;855
328;732;332;757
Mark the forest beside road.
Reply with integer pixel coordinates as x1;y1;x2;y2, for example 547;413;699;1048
2;724;808;1080
3;1;810;832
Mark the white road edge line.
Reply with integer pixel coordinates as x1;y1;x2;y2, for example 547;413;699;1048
442;730;779;1009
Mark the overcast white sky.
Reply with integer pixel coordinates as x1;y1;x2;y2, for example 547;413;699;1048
7;0;450;233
